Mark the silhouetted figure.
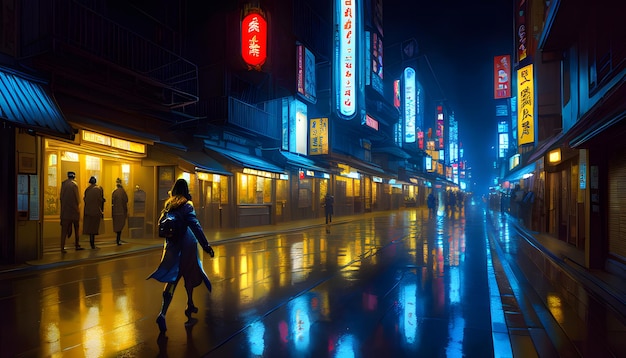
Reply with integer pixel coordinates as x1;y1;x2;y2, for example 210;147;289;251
112;178;128;245
427;192;436;217
324;193;334;224
60;171;83;253
83;176;105;249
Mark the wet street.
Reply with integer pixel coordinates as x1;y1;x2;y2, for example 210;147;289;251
1;202;624;357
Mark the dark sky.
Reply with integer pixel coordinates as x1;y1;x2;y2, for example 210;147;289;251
384;0;514;194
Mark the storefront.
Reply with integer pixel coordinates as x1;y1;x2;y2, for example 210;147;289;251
145;145;232;231
205;144;286;228
272;150;332;222
0;68;75;263
42;129;154;247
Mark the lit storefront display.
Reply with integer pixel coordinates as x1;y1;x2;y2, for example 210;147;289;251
43;131;150;244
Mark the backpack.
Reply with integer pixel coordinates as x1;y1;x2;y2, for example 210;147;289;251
158;209;185;238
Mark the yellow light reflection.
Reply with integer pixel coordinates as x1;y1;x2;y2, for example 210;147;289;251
547;293;564;323
41;286;61;356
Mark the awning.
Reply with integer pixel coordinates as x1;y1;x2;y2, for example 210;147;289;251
503;162;536;182
331;152;388;176
205;144;285;174
146;146;231;176
0;68;74;139
178;150;231;176
71;116;160;144
277;151;328;172
526;132;566;163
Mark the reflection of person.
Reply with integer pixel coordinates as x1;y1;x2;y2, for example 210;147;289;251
324;193;334;224
112;178;128;245
60;171;83;253
83;176;105;249
148;178;215;333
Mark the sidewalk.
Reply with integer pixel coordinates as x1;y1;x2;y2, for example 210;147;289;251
491;210;626;322
0;212;366;276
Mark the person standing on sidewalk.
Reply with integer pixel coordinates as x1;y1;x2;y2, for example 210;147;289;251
324;193;334;224
83;176;105;249
148;178;215;334
111;178;128;246
59;171;84;253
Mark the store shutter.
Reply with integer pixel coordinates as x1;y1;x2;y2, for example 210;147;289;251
608;148;626;259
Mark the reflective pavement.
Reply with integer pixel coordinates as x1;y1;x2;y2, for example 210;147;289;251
0;202;624;357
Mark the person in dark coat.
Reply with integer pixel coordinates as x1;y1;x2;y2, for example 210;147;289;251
111;178;128;245
148;178;215;333
324;193;334;224
60;171;84;253
83;176;105;249
427;191;436;218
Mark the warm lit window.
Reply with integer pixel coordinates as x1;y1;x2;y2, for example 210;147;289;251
238;173;272;204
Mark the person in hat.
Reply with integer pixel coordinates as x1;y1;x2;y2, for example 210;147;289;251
60;171;83;253
111;178;128;245
83;176;105;249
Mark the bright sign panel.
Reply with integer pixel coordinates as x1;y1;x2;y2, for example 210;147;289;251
336;0;357;119
404;67;416;143
241;12;267;68
517;64;534;145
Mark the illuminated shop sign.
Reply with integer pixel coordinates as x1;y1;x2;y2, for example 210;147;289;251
82;130;146;154
393;80;400;108
241;11;267;69
517;64;534;145
243;167;279;179
404;67;416;143
309;117;328;155
296;45;317;103
493;55;511;99
364;114;379;130
335;0;358;119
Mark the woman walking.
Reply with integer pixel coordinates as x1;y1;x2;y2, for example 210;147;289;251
148;178;215;333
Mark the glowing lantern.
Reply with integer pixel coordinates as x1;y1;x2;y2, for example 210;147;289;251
241;11;267;69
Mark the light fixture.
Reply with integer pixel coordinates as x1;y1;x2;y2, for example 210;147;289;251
548;148;561;163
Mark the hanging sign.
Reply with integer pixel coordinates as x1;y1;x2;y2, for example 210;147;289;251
241;11;267;69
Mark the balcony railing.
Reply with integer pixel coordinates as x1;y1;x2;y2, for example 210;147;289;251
19;0;198;108
202;97;280;140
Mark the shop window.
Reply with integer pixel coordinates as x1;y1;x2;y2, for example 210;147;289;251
238;173;273;204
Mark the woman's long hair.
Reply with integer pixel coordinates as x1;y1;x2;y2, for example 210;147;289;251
170;178;192;201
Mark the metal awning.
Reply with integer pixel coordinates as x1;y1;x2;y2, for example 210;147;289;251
0;68;74;139
205;144;285;174
503;162;536;182
278;151;328;172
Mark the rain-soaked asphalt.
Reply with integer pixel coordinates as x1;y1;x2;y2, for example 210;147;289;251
1;202;623;357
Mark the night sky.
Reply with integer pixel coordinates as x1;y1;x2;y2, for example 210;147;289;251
384;0;514;195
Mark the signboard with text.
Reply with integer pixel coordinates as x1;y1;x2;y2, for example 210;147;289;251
309;118;329;155
517;64;534;145
241;11;267;69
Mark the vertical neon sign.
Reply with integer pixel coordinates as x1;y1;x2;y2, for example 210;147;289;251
336;0;357;119
404;67;416;143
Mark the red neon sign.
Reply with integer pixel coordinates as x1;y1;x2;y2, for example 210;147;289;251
241;12;267;68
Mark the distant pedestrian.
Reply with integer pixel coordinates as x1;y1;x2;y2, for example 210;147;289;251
148;178;215;334
427;191;436;217
112;178;128;245
83;176;105;249
60;171;84;253
447;190;457;215
324;193;334;224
